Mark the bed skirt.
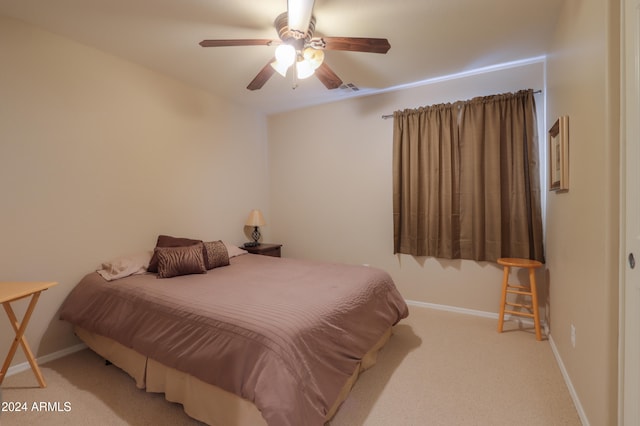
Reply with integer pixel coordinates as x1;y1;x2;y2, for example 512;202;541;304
74;326;392;425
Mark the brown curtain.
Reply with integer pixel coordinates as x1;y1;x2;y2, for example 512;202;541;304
393;89;544;262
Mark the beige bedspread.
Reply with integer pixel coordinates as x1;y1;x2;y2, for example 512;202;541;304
60;254;408;426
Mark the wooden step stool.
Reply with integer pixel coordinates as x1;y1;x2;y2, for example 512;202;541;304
497;257;544;341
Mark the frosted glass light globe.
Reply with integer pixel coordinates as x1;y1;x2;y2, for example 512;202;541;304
274;44;296;68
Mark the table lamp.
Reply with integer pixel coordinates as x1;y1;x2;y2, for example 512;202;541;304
245;209;266;247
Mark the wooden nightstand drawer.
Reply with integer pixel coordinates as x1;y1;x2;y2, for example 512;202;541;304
242;243;282;257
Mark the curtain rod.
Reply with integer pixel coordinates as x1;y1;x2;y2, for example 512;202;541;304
381;89;543;119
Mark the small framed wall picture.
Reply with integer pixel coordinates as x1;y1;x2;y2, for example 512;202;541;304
549;115;569;191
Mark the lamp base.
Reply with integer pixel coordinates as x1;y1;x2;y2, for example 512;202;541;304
243;242;259;248
250;226;261;245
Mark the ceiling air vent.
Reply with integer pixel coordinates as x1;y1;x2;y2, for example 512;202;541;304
339;83;360;92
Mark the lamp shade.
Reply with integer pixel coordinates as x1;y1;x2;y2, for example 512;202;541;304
271;60;290;77
245;209;266;227
296;59;315;79
274;44;296;67
303;47;324;69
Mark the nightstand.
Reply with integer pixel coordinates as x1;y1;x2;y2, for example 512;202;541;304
242;243;282;258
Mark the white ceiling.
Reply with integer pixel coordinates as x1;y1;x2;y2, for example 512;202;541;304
0;0;564;114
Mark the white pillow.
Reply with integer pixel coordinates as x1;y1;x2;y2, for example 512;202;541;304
222;241;248;258
97;251;153;281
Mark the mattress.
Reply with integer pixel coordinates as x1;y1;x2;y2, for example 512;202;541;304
74;325;392;426
60;253;408;425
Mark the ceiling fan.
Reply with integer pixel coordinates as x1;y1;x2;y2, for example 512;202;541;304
199;0;390;91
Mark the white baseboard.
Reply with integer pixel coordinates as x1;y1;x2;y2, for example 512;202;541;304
548;335;589;425
5;343;87;378
405;299;550;334
406;299;500;319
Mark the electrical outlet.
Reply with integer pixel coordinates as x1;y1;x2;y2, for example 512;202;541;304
570;324;576;348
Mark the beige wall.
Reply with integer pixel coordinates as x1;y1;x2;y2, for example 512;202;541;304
268;62;545;315
0;16;270;366
545;0;620;425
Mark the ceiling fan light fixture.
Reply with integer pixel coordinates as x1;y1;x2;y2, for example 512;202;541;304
274;44;296;68
303;47;324;69
296;59;315;79
271;60;290;77
199;1;390;91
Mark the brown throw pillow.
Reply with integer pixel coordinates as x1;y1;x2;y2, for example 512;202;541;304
148;235;202;273
203;240;230;270
155;244;207;279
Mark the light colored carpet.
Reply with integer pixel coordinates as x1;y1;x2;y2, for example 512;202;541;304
0;306;581;426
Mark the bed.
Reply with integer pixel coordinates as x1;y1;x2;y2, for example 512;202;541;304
59;242;408;426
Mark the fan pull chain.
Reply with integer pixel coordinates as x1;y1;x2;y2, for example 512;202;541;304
291;67;298;89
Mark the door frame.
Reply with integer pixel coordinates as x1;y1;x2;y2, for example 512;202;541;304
620;0;640;423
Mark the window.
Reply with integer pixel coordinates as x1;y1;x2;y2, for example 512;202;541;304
393;89;544;262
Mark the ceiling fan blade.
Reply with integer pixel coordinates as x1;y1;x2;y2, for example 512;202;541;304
315;62;343;90
247;59;277;91
313;37;391;54
287;0;315;38
199;39;276;48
